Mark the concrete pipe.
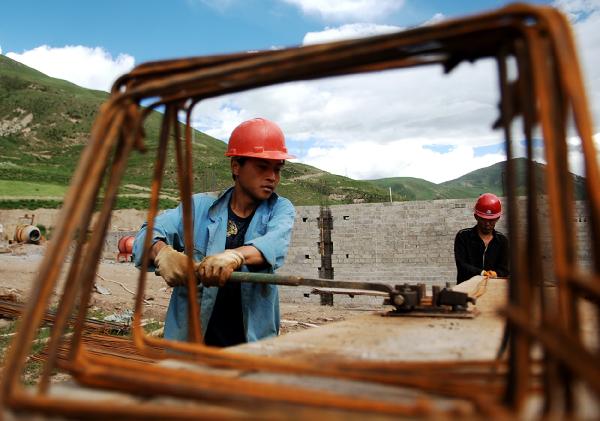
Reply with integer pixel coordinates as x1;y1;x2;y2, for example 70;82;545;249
117;235;135;262
118;236;135;254
14;224;41;244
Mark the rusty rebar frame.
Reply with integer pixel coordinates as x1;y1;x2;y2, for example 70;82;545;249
1;3;599;419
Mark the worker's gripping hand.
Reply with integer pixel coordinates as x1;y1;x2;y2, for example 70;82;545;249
481;270;498;278
197;249;245;287
154;245;192;287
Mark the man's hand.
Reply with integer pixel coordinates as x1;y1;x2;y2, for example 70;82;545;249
197;249;245;287
481;270;498;278
154;245;192;287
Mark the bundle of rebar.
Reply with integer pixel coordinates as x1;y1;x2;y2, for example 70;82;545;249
1;3;599;419
31;333;157;367
0;299;130;335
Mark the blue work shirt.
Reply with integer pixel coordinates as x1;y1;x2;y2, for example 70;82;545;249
132;187;295;343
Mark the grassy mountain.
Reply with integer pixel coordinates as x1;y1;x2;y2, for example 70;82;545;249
369;158;588;200
0;55;391;208
0;55;588;209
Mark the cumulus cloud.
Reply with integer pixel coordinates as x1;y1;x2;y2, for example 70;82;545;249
282;0;404;22
552;0;600;173
304;141;506;183
303;23;402;45
422;13;446;26
554;0;600;20
5;45;135;91
554;0;600;129
191;2;600;183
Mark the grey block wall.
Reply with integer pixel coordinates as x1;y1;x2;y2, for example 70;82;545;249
278;196;591;286
99;196;592;287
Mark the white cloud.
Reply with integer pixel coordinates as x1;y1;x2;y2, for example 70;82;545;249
191;3;600;183
303;23;402;45
422;13;446;26
553;0;600;20
282;0;404;22
551;0;600;175
304;141;505;183
191;58;502;182
553;0;600;131
5;45;135;92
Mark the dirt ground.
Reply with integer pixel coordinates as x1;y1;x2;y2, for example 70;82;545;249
0;241;374;336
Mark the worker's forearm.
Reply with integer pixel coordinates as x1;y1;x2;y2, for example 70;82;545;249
234;245;265;266
150;240;167;262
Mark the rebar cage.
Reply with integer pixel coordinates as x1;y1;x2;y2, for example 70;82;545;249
1;3;599;419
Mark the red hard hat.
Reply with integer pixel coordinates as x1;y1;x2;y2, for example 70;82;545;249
474;193;502;219
225;118;295;160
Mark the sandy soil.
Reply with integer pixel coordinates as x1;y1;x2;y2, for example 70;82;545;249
0;241;359;334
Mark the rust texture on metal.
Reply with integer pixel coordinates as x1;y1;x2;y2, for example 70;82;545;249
1;3;599;419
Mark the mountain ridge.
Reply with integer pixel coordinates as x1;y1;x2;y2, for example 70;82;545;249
0;54;587;208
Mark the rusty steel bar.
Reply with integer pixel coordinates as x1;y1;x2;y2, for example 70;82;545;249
496;43;531;411
72;351;497;418
39;103;143;394
514;35;560;414
68;104;142;363
1;105;126;396
0;300;130;334
520;17;577;414
131;105;173;353
172;104;202;343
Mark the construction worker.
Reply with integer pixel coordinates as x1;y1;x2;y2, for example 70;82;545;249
453;193;509;284
133;118;296;346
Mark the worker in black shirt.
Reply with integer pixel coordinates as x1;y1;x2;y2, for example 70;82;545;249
454;193;509;284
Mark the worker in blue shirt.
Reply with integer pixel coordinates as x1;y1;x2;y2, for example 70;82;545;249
133;118;296;346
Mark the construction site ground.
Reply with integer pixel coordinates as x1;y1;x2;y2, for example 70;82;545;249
0;242;381;384
1;243;599;418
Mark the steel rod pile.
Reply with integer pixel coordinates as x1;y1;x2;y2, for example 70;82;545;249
0;299;130;335
31;333;158;367
1;3;599;419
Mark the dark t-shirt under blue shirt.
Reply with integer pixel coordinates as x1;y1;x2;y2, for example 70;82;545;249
204;202;254;347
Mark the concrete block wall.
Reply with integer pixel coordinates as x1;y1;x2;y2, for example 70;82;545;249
79;196;591;287
278;196;591;286
279;206;322;276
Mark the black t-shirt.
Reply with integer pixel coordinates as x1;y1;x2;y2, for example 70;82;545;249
454;226;509;284
204;203;254;347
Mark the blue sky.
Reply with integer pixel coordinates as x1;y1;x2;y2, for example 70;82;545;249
1;1;549;61
1;0;599;183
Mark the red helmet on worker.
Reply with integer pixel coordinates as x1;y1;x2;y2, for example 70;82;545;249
474;193;502;219
225;118;295;160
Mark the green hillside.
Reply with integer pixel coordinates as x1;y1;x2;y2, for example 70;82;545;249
0;55;587;209
367;176;448;201
0;55;391;208
369;158;588;200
